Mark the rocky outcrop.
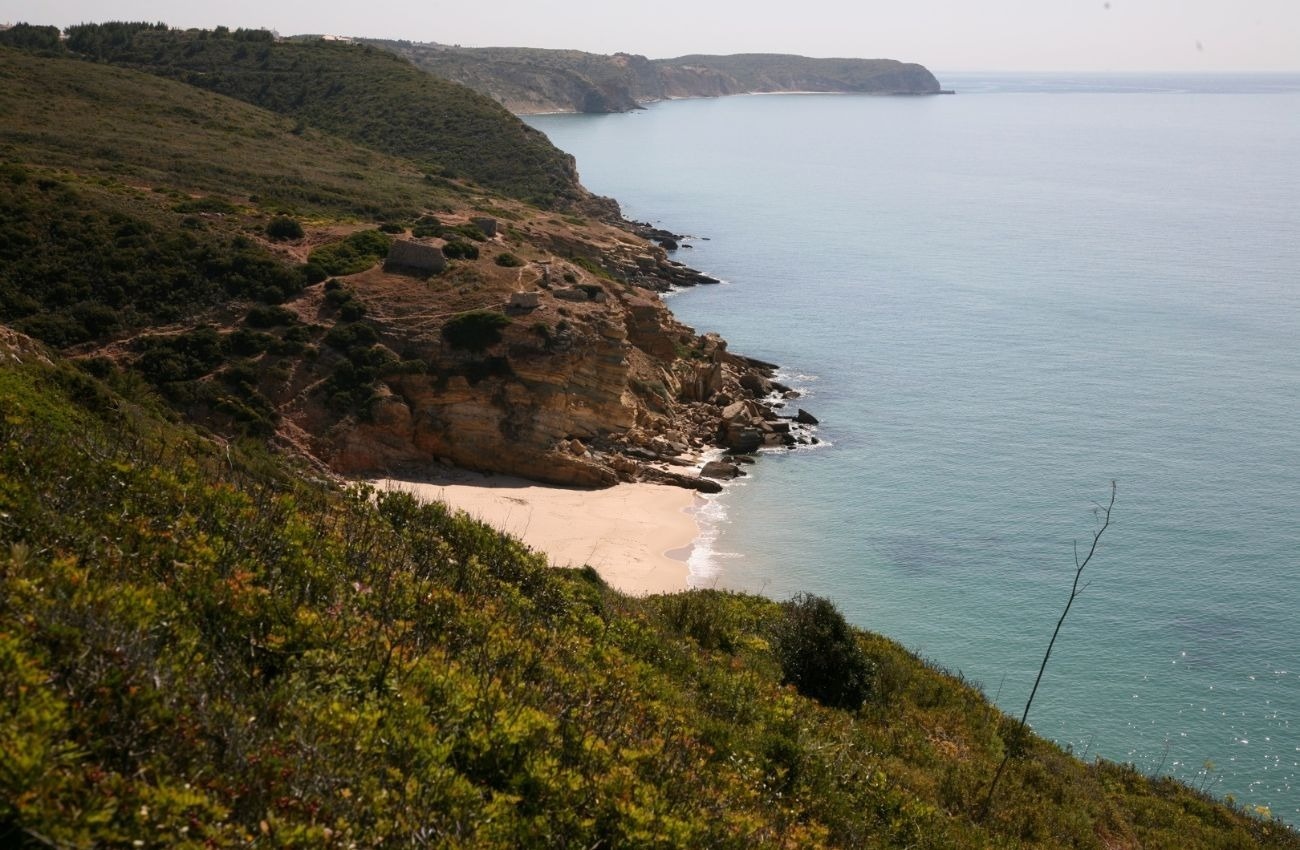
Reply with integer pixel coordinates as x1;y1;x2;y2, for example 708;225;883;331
0;326;53;366
151;205;820;492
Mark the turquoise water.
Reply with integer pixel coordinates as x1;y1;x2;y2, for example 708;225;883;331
526;76;1300;819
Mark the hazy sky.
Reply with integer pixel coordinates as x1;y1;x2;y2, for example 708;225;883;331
3;0;1298;71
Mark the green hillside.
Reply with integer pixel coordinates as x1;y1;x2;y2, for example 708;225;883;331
0;44;454;377
0;46;462;220
54;23;588;207
0;27;1296;850
3;349;1297;848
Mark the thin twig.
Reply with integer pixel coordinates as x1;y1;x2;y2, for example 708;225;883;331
979;481;1116;820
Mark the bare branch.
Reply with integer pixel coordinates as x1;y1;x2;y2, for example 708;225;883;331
979;481;1117;820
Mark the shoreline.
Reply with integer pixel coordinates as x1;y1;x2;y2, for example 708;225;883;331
515;87;951;116
373;473;702;595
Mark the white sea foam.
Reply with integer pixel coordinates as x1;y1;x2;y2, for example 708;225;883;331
686;487;743;586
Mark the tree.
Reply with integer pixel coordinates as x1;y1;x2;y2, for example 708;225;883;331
980;481;1117;819
774;593;874;710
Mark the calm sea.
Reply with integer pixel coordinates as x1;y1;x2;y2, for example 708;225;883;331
526;73;1300;819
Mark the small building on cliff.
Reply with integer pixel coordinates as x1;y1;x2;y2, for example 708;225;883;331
385;240;447;277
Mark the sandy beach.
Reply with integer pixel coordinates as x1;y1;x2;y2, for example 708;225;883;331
373;473;699;595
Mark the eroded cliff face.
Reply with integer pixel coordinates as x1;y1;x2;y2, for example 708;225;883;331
257;205;812;490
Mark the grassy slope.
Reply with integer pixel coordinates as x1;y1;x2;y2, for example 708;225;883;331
0;47;458;353
0;48;459;220
2;349;1297;848
59;25;586;207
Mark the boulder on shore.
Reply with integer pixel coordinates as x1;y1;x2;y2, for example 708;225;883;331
700;460;742;480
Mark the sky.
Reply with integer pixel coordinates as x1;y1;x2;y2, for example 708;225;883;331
3;0;1298;71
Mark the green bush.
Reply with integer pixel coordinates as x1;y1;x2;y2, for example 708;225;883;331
134;326;224;384
441;310;510;353
451;222;488;242
324;322;379;352
494;252;525;268
410;216;442;238
244;305;298;328
265;216;305;241
173;196;239;215
323;285;367;320
222;328;273;356
308;230;393;276
571;256;615;281
774;593;874;710
338;299;366;322
301;263;329;284
442;240;479;261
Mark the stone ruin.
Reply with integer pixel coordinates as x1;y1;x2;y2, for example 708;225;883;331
384;240;446;277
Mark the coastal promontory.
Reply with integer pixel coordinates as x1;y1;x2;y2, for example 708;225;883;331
364;41;946;113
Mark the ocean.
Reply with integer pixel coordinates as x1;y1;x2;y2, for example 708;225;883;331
525;73;1300;819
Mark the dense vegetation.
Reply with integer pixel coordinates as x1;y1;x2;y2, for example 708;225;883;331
2;352;1296;848
0;165;303;347
53;23;586;207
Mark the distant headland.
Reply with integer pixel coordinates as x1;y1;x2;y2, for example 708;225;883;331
354;40;950;113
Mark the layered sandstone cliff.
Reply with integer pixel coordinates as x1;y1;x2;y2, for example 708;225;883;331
259;206;814;491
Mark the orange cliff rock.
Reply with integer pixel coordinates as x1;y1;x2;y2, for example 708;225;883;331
130;205;816;491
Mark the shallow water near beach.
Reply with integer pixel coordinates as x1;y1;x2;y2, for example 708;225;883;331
527;74;1300;818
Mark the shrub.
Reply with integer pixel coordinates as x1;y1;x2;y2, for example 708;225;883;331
173;196;238;215
134;326;224;384
441;240;479;261
657;590;754;653
774;593;874;710
494;252;524;268
338;299;367;322
244;305;297;328
441;310;510;353
450;222;488;242
572;256;615;281
308;230;393;276
222;328;273;356
378;222;405;234
324;322;378;352
323;285;366;320
301;263;328;285
411;216;442;239
265;216;304;241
